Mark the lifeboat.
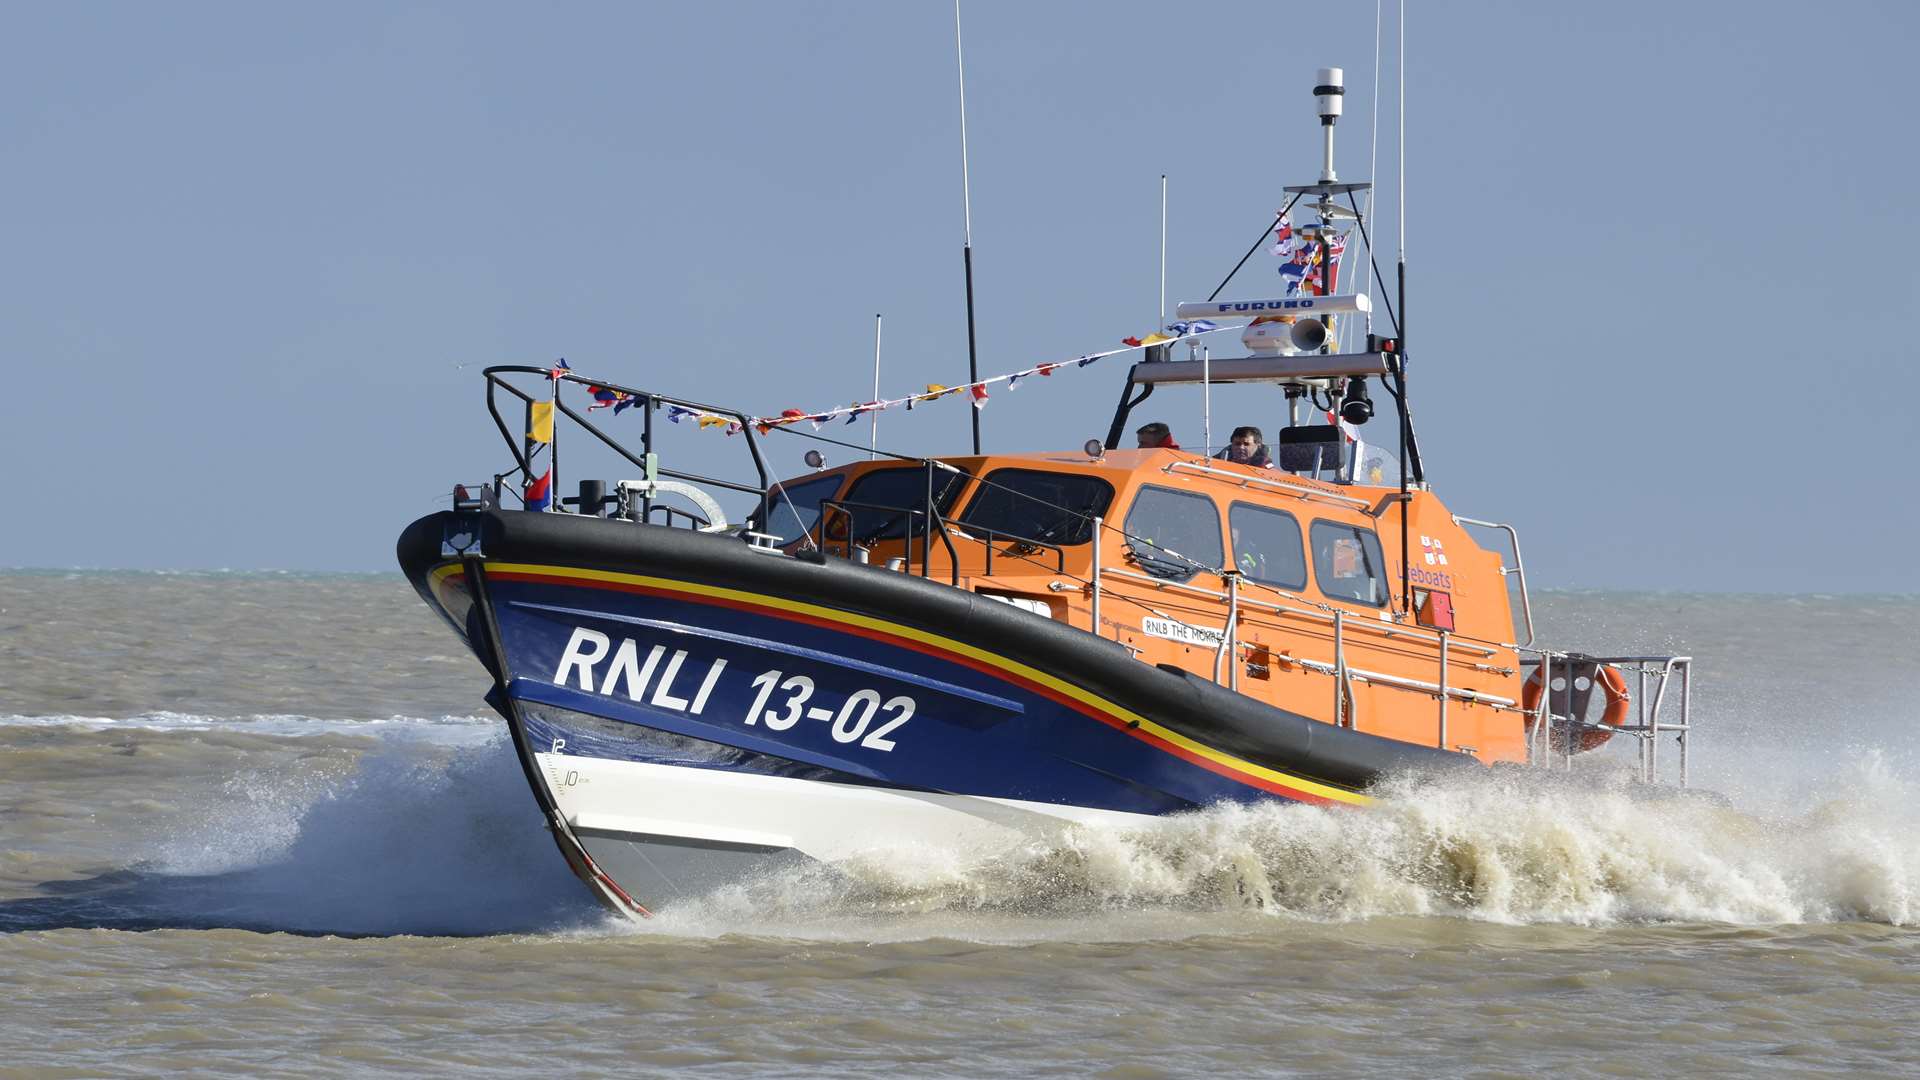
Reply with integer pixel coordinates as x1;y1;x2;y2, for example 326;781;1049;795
395;70;1696;918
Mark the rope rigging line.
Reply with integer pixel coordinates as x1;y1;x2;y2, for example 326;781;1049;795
1205;194;1305;303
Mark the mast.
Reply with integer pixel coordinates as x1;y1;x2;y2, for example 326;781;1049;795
1314;67;1343;353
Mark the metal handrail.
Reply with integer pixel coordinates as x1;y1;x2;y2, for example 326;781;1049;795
1516;650;1694;784
1290;655;1522;710
815;496;961;582
1100;566;1501;659
1333;609;1351;726
647;505;711;529
818;496;931;549
1452;514;1534;648
966;526;1068;574
1163;459;1373;509
1102;566;1242;601
483;367;993;564
1090;514;1104;637
481;365;774;514
1213;571;1242;688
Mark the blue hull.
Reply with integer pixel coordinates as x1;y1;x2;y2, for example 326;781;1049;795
486;568;1268;816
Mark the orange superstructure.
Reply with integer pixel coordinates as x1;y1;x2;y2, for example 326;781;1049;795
783;445;1531;765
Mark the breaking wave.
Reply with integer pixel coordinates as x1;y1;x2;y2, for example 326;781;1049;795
647;756;1920;936
8;716;1914;939
0;724;602;936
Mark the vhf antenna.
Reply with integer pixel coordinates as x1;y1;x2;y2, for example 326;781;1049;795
954;0;983;454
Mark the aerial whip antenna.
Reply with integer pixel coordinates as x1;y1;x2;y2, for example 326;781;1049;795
869;313;883;460
1360;0;1383;345
1159;174;1168;327
1393;0;1415;613
954;0;983;453
1397;0;1407;337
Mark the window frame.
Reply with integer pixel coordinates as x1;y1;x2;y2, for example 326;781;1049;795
1228;501;1308;591
1122;483;1225;583
956;468;1116;547
752;474;844;547
837;464;974;542
1308;518;1391;608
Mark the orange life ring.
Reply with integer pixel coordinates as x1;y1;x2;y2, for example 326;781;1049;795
1523;662;1630;753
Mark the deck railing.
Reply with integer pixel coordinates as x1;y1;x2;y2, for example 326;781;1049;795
1082;515;1690;781
481;365;774;520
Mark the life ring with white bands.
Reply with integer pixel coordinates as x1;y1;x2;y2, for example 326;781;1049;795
1522;661;1630;753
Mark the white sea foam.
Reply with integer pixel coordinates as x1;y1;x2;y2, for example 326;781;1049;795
29;727;1912;938
17;724;1915;936
641;755;1920;938
101;730;601;935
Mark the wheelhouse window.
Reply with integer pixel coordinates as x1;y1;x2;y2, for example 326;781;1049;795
837;465;972;542
1228;502;1307;590
958;469;1114;546
1310;520;1389;607
754;475;841;546
1124;485;1223;581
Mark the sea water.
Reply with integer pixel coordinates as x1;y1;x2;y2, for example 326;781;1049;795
0;572;1915;1077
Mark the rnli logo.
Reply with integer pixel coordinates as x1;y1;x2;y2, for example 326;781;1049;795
1412;535;1454;588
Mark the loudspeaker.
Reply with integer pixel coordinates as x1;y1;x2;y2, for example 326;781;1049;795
1288;317;1329;352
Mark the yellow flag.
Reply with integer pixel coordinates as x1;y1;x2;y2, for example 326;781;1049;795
925;384;950;398
697;414;728;429
528;401;554;444
1139;332;1173;345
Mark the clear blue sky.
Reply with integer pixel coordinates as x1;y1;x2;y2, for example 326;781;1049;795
4;1;1914;592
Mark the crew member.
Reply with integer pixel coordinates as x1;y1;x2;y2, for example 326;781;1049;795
1214;426;1271;468
1135;422;1180;450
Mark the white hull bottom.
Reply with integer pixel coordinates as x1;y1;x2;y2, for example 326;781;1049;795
533;753;1155;913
